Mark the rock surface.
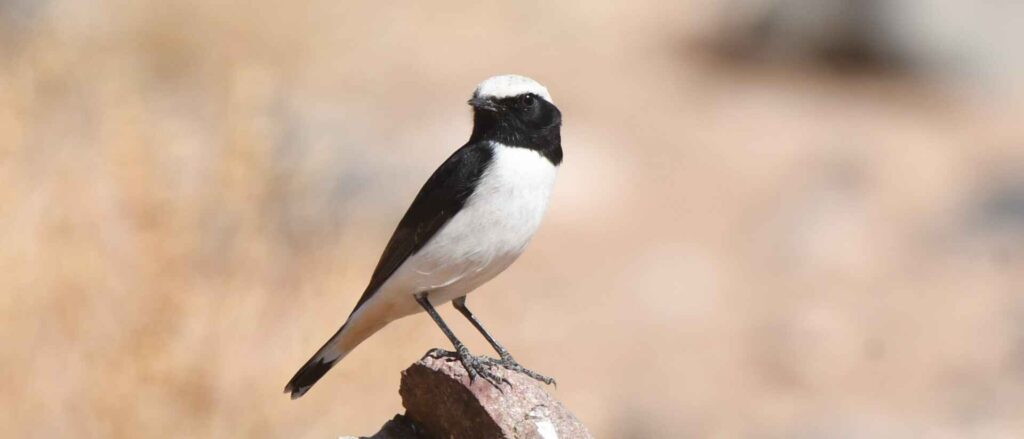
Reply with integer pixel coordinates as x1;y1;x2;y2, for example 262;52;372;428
350;353;592;439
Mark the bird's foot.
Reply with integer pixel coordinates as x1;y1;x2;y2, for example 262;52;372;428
424;347;455;359
457;347;510;390
424;347;510;390
478;355;557;386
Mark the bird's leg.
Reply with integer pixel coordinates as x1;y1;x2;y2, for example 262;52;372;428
414;293;508;389
452;296;556;386
452;297;513;360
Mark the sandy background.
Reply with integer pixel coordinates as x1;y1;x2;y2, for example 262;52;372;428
2;0;1023;437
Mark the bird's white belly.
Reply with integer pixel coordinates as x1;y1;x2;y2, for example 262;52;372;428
381;142;557;310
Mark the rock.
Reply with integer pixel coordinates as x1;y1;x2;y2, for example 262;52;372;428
353;353;592;439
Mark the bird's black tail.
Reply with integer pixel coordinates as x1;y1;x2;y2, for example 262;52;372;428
284;324;347;399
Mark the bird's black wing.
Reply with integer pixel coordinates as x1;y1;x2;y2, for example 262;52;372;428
350;141;494;312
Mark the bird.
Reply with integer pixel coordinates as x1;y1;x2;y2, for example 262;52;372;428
285;74;563;399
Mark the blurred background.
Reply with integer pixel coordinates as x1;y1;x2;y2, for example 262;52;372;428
2;0;1023;437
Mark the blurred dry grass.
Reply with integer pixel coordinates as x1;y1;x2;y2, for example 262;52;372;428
2;0;1023;437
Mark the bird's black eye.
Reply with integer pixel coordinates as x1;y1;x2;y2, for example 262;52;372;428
519;94;536;107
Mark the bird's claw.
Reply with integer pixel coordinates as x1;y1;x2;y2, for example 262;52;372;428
425;347;455;359
455;347;510;390
424;347;510;390
478;355;557;386
423;348;553;388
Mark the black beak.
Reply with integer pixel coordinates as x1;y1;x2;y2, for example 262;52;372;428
468;96;499;111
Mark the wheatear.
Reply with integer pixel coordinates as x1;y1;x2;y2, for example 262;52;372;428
285;75;562;399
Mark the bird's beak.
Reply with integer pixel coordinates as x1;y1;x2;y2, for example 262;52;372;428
468;96;499;112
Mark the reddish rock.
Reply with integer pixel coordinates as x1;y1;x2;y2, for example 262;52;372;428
349;354;592;438
399;355;591;439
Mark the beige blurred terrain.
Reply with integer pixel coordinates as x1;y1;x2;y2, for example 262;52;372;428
2;0;1023;437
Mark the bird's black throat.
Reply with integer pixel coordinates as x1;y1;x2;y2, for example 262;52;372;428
468;96;562;166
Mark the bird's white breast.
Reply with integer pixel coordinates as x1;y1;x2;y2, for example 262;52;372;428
401;142;558;299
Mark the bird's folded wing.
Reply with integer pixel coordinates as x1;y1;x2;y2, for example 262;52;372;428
349;141;494;312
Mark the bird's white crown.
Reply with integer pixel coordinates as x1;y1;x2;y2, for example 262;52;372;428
473;74;553;103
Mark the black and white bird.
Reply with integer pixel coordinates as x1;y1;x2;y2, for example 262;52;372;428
285;74;562;399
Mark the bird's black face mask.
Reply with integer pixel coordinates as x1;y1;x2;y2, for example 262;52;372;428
468;93;562;165
471;93;560;129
